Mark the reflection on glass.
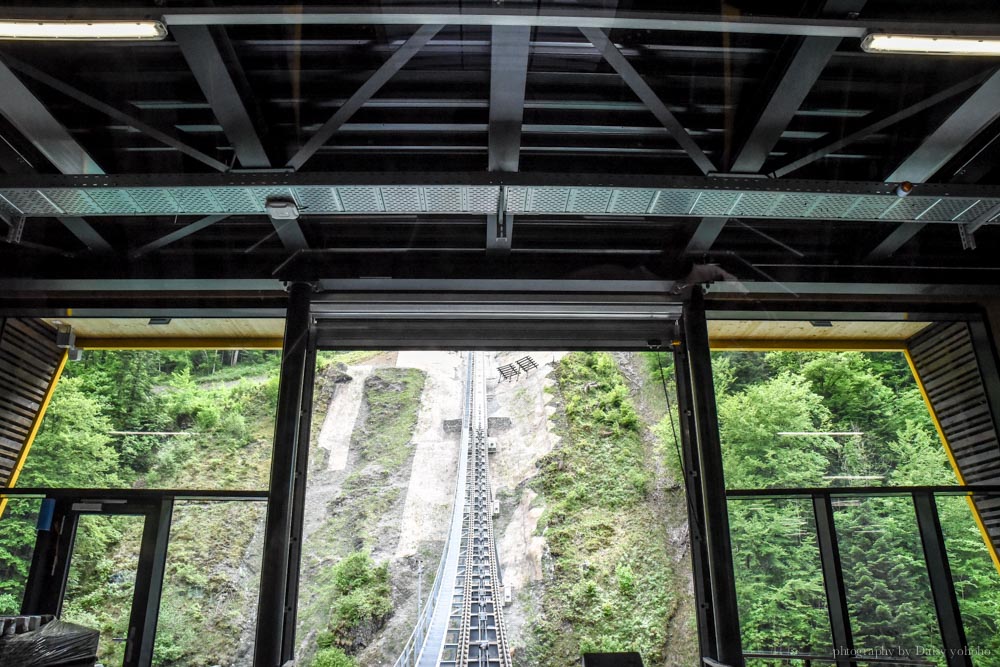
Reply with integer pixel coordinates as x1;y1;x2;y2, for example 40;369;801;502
936;495;1000;666
834;497;944;666
730;497;832;660
62;514;145;667
0;497;43;614
154;500;266;666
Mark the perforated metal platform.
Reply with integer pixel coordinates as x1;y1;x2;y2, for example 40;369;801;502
1;177;999;225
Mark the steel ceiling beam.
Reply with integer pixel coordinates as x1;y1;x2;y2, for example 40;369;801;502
1;55;230;173
172;25;270;169
0;130;35;175
270;218;309;251
5;6;994;38
867;69;1000;260
771;70;992;178
0;60;103;176
887;70;1000;185
686;217;729;254
488;25;530;172
286;24;443;171
730;0;866;174
60;217;113;253
580;27;715;175
0;62;113;254
130;215;228;258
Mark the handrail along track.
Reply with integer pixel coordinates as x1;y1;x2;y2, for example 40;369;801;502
394;352;511;667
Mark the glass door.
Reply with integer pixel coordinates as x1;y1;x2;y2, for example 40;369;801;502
51;498;172;667
62;512;148;667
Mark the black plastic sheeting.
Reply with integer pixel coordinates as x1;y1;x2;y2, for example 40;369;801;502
0;620;99;667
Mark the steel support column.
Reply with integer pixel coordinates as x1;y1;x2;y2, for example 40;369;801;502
812;495;854;667
21;497;76;615
254;281;313;667
127;499;174;667
281;338;317;662
672;338;719;661
912;493;971;667
682;286;744;667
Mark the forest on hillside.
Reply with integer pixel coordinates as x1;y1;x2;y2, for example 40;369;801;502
710;351;1000;666
0;348;997;667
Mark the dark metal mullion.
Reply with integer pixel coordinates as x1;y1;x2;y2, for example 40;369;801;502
812;495;855;667
672;334;719;661
281;333;318;662
21;497;76;616
683;286;744;667
127;498;174;667
912;492;971;667
255;281;313;667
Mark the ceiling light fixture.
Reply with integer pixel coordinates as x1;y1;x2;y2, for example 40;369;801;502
862;33;1000;56
0;20;167;41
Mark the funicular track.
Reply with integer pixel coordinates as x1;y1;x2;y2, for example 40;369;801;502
394;352;511;667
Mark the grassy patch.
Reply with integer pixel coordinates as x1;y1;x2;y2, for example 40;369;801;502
298;367;426;664
524;352;675;666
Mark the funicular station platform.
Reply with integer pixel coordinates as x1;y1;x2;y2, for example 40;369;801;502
0;2;999;666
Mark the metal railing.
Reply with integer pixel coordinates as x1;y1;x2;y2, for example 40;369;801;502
742;651;935;666
726;485;1000;667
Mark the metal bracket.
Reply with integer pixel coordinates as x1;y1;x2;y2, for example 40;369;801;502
959;223;976;250
5;214;24;244
487;186;512;252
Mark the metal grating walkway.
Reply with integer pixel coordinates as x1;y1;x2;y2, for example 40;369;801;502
2;179;999;225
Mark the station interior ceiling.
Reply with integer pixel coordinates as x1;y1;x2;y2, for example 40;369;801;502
0;0;997;331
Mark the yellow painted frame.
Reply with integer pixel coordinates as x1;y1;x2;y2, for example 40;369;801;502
710;338;908;352
76;337;283;350
0;349;69;518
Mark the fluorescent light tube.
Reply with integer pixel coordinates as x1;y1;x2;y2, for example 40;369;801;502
862;33;1000;56
0;20;167;41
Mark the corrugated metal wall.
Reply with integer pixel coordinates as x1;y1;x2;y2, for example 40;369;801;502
907;321;1000;560
0;318;65;487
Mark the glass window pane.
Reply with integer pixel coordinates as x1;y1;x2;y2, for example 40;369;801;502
153;500;266;666
730;497;832;659
936;495;1000;666
18;350;277;491
835;496;944;666
0;497;43;614
61;514;146;667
